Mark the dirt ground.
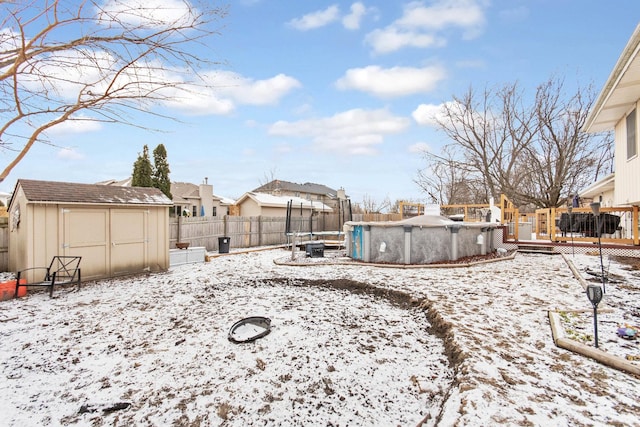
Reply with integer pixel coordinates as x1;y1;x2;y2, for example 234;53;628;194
611;255;640;270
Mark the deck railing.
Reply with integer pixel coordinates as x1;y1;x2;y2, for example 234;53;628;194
544;206;639;246
439;195;639;246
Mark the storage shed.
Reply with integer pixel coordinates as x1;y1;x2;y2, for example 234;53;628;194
8;179;173;282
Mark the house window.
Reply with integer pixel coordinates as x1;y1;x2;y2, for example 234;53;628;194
192;205;197;217
212;206;217;217
627;108;637;159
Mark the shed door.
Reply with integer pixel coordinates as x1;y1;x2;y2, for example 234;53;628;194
63;209;109;280
110;209;148;275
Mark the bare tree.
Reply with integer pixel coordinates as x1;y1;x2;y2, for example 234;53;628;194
258;167;279;191
510;78;612;207
0;0;227;183
418;77;613;209
414;145;486;204
430;82;535;206
361;193;392;214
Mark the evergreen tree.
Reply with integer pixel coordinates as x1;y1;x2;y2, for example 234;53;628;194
131;145;153;187
152;144;172;199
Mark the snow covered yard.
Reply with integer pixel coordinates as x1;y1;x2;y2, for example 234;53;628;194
0;248;639;426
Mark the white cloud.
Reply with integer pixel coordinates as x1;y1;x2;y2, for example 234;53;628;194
57;147;85;161
412;102;456;127
98;0;198;28
365;0;487;54
163;89;236;115
0;28;20;52
45;116;103;135
342;2;367;30
19;48;182;114
268;108;410;155
221;73;302;106
163;71;301;115
274;143;292;154
293;103;313;116
365;27;445;54
20;43;300;117
287;5;340;31
335;65;446;98
408;142;431;153
396;0;485;33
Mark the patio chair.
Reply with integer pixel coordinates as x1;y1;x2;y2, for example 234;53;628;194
14;256;82;298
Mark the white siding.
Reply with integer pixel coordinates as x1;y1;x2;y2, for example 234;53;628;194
614;100;640;205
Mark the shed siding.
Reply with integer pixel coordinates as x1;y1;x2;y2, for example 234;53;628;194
10;202;169;282
32;204;58;271
148;207;169;271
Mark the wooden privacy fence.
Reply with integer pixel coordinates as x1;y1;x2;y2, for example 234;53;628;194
170;213;402;251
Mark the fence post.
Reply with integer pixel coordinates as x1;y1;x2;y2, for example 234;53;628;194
550;208;556;242
634;205;639;246
258;216;263;246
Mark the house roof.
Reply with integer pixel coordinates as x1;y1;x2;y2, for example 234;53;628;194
217;195;236;205
237;192;333;212
98;178;233;206
584;24;640;133
11;179;173;207
172;182;200;199
252;180;340;198
578;173;616;199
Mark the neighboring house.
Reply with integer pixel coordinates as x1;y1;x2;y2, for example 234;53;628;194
8;179;172;282
235;192;333;217
583;23;640;206
171;179;233;217
578;173;615;207
100;177;233;217
252;180;347;211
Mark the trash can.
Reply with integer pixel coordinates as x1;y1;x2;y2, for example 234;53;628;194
218;236;230;254
305;242;324;258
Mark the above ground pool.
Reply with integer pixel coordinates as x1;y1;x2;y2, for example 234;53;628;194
344;215;499;265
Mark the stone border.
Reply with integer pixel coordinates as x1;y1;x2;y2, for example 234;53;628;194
273;250;517;268
548;254;640;377
548;310;640;376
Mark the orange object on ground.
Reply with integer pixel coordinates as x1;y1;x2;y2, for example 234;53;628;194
0;279;27;301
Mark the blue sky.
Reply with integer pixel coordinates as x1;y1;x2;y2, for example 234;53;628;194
3;0;640;206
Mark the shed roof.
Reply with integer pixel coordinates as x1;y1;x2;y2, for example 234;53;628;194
11;179;173;207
